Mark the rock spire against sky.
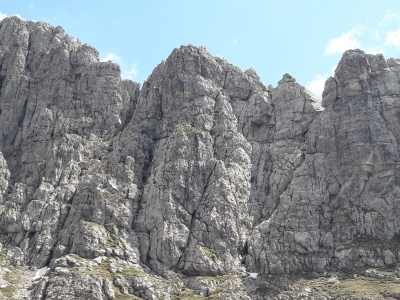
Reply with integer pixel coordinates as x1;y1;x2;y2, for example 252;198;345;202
1;1;400;98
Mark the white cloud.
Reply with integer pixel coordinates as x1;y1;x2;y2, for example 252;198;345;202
123;64;139;80
231;39;238;45
0;12;23;21
379;11;400;25
100;53;122;64
385;29;400;47
0;11;7;21
306;66;335;98
100;53;139;80
306;73;331;98
325;27;363;55
29;3;35;9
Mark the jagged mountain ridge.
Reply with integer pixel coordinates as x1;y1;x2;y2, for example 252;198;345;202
0;16;400;299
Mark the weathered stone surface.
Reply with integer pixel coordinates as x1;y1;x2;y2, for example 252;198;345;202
246;49;400;281
0;16;400;299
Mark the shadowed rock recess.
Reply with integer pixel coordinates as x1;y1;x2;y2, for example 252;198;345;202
1;16;400;300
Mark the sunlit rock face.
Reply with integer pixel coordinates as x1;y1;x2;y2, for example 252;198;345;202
246;49;400;277
0;16;400;299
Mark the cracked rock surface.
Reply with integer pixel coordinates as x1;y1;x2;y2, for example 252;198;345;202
0;16;400;299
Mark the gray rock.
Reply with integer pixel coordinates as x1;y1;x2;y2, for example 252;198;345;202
247;49;400;277
0;16;400;299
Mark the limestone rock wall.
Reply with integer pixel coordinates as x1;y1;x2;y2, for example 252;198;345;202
246;49;400;276
0;17;141;269
0;16;400;299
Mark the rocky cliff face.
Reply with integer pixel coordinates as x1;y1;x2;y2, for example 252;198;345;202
0;16;400;299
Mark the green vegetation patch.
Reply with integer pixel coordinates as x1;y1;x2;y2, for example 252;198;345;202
82;221;118;248
170;288;204;300
340;276;400;298
117;266;149;279
0;252;21;299
200;246;218;261
201;274;237;283
273;274;400;299
80;259;148;300
353;235;386;245
181;123;204;135
391;234;400;243
114;292;143;300
100;189;124;198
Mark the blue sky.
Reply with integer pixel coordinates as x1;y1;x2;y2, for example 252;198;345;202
1;1;400;98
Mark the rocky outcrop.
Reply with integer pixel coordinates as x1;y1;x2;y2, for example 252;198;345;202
245;50;400;277
0;16;400;299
